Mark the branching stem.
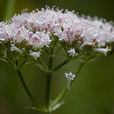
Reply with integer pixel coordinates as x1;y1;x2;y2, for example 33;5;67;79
16;69;36;105
45;47;53;113
51;62;85;107
53;58;70;72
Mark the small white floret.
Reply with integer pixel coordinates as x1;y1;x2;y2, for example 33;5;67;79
10;44;22;53
94;46;111;56
68;48;77;57
65;72;76;90
0;38;5;41
29;50;41;60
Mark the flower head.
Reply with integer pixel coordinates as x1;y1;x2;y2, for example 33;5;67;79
0;7;114;58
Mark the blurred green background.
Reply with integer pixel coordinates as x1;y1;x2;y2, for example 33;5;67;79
0;0;114;114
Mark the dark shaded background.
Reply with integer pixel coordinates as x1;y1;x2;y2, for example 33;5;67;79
0;0;114;114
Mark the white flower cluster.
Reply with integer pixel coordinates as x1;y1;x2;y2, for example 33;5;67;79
0;7;114;57
0;23;51;48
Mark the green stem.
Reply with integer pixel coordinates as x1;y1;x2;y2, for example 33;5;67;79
39;57;49;72
51;86;67;107
53;58;70;72
51;62;85;107
45;72;52;106
19;54;28;67
45;48;53;113
45;72;52;114
16;69;36;105
53;46;62;55
0;57;15;67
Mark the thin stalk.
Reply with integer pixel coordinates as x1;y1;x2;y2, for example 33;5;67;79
45;48;53;113
16;69;36;105
51;86;67;107
19;54;28;67
53;58;70;72
51;62;85;107
53;46;62;55
45;72;52;106
1;57;15;67
39;57;49;71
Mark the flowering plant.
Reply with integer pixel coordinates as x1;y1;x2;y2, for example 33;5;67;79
0;7;114;113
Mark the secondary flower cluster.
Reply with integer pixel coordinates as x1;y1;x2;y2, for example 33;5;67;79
0;7;114;58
